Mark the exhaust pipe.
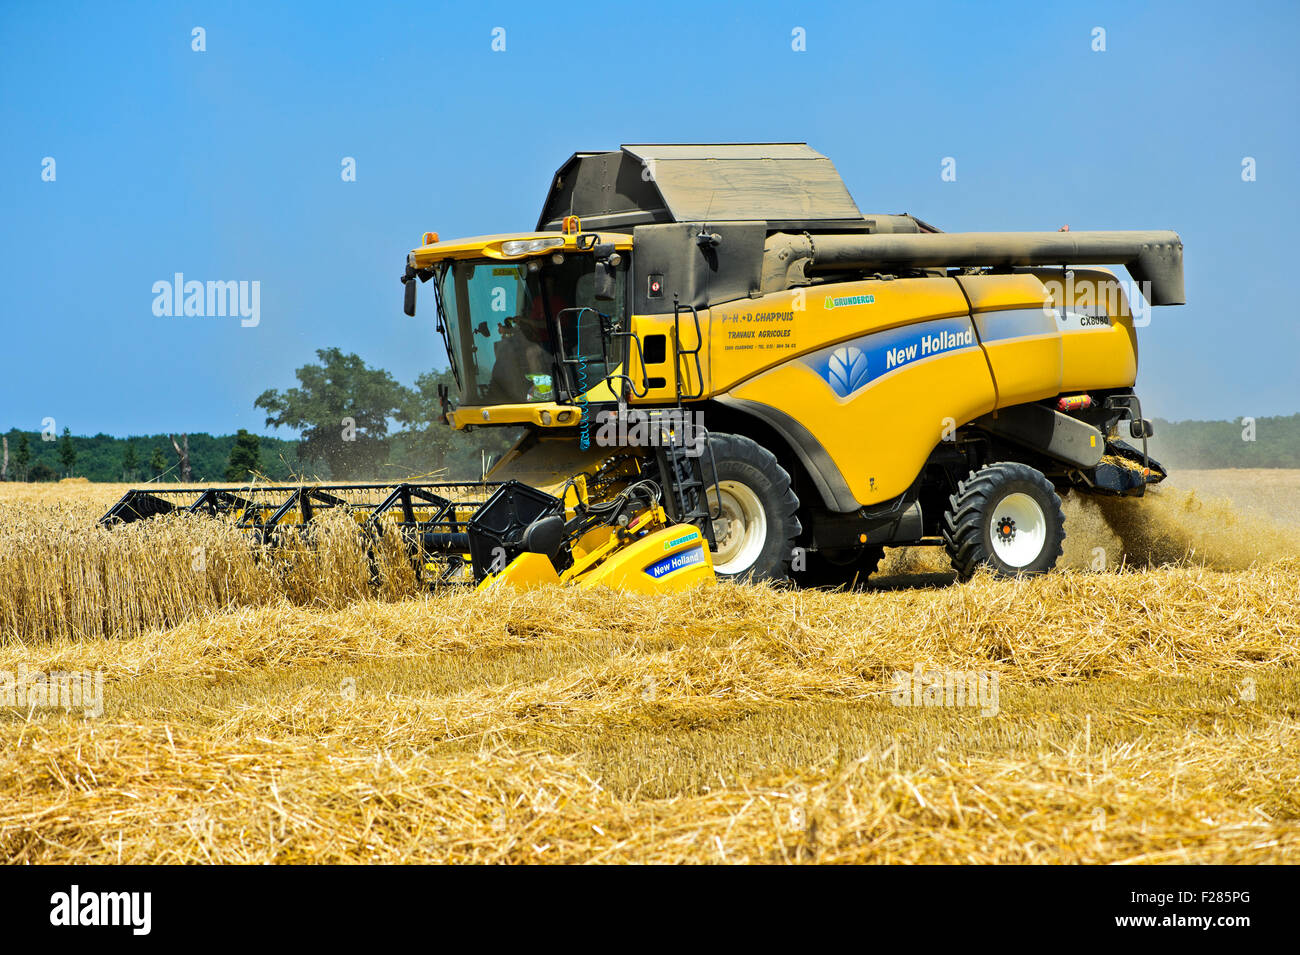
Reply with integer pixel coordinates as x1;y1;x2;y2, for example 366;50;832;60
764;230;1185;305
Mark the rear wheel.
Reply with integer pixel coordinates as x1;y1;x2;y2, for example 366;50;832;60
703;433;801;583
943;462;1065;580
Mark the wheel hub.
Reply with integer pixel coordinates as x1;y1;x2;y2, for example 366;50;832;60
707;480;768;575
987;493;1046;568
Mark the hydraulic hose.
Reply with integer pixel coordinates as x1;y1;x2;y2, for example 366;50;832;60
572;307;595;451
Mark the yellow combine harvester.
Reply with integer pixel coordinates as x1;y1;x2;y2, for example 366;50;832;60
398;143;1183;587
106;143;1182;591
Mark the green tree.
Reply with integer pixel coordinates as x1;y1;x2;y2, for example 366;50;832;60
13;433;31;482
394;368;519;478
29;461;57;482
149;445;168;478
224;429;262;482
255;348;411;480
57;427;76;476
122;443;139;481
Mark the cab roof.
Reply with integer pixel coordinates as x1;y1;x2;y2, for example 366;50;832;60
410;231;633;268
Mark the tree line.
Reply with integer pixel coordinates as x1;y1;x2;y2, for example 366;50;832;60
1149;414;1300;469
0;428;302;483
3;348;514;483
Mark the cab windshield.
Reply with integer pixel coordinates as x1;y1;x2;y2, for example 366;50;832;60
436;252;626;405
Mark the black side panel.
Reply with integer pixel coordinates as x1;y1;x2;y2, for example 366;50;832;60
975;403;1105;469
100;491;177;525
632;221;766;315
465;481;563;581
537;151;670;233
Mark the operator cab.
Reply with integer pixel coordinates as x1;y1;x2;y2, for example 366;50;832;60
403;227;631;412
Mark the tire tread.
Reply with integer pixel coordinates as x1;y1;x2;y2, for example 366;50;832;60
943;461;1066;580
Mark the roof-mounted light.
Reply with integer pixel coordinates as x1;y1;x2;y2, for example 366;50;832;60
500;236;565;257
422;231;439;245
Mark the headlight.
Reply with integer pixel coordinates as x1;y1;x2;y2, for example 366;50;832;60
500;237;565;257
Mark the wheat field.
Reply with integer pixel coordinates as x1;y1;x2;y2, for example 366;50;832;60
0;473;1296;864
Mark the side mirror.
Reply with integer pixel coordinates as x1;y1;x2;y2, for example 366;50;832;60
437;383;453;425
403;276;417;316
594;258;616;302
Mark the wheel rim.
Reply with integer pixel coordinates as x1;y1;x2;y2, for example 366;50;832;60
988;492;1047;568
708;480;767;575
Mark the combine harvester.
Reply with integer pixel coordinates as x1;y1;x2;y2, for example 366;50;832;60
105;144;1184;590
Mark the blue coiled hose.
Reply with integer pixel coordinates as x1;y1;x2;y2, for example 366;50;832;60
573;307;594;451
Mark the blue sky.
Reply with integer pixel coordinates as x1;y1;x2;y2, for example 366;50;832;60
1;0;1297;437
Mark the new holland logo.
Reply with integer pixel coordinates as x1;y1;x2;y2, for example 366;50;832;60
826;346;869;398
823;293;875;310
644;546;705;579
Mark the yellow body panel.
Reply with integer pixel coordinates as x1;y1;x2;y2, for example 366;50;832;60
1059;325;1138;392
709;278;970;393
448;401;583;429
1028;267;1139;392
709;276;992;505
730;333;997;505
957;274;1064;408
478;509;714;593
958;273;1050;312
981;325;1064;408
626;314;689;403
572;524;713;593
476;552;560;591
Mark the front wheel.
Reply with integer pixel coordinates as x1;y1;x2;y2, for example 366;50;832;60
703;433;802;583
943;462;1066;580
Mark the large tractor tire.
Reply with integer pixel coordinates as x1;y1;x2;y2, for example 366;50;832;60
791;545;886;590
704;433;802;583
943;462;1066;580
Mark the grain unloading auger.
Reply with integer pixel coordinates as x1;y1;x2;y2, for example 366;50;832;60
99;448;717;593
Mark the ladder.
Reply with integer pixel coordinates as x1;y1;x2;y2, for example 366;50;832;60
673;299;706;401
649;410;718;551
